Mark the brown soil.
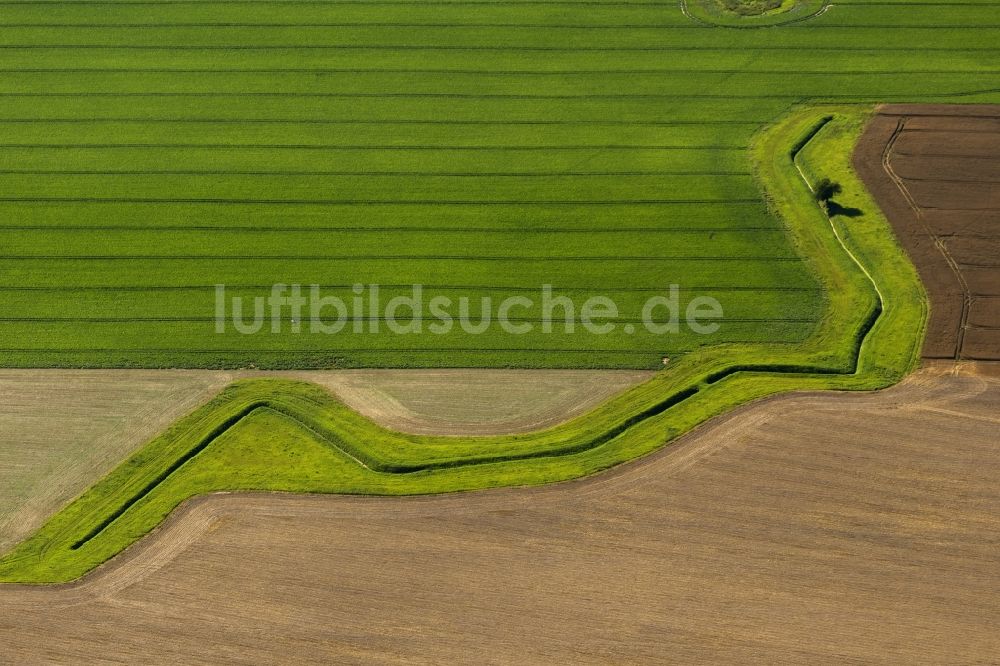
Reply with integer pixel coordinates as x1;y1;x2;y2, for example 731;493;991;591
855;104;1000;360
2;365;997;664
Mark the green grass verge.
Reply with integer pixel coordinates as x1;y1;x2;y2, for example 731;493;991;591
0;104;927;584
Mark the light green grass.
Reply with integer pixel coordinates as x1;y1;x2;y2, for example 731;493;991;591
0;3;996;368
0;105;928;584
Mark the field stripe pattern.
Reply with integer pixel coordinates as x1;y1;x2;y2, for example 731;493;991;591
1;0;998;368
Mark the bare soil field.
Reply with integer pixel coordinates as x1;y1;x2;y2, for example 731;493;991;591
2;364;997;664
0;369;648;551
855;105;1000;360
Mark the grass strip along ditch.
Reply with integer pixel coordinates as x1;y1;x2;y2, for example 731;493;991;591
0;106;928;584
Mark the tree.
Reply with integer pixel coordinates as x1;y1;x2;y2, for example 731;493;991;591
813;178;842;205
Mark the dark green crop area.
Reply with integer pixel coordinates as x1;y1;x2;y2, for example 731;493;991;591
0;0;998;368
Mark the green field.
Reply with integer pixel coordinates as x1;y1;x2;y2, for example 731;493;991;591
1;0;997;368
0;104;930;582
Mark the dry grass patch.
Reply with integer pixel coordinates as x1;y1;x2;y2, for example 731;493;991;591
0;369;649;551
0;370;234;552
282;369;653;436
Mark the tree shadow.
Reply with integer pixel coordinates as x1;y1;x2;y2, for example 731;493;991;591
825;200;864;218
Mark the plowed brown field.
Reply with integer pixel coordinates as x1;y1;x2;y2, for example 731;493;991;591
855;105;1000;361
2;364;997;664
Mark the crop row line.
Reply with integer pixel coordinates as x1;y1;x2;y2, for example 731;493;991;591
901;175;1000;184
2;90;998;99
861;112;1000;119
0;347;794;354
0;23;717;29
0;1;752;6
937;233;1000;239
0;316;818;323
0;44;1000;54
0;170;755;177
0;285;822;292
917;207;1000;213
837;1;1000;5
0;118;768;125
893;151;1000;159
3;44;1000;51
0;92;810;99
0;255;799;261
3;68;998;76
6;22;1000;28
901;128;1000;135
0;198;763;204
0;144;750;150
0;225;778;232
0;0;997;5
